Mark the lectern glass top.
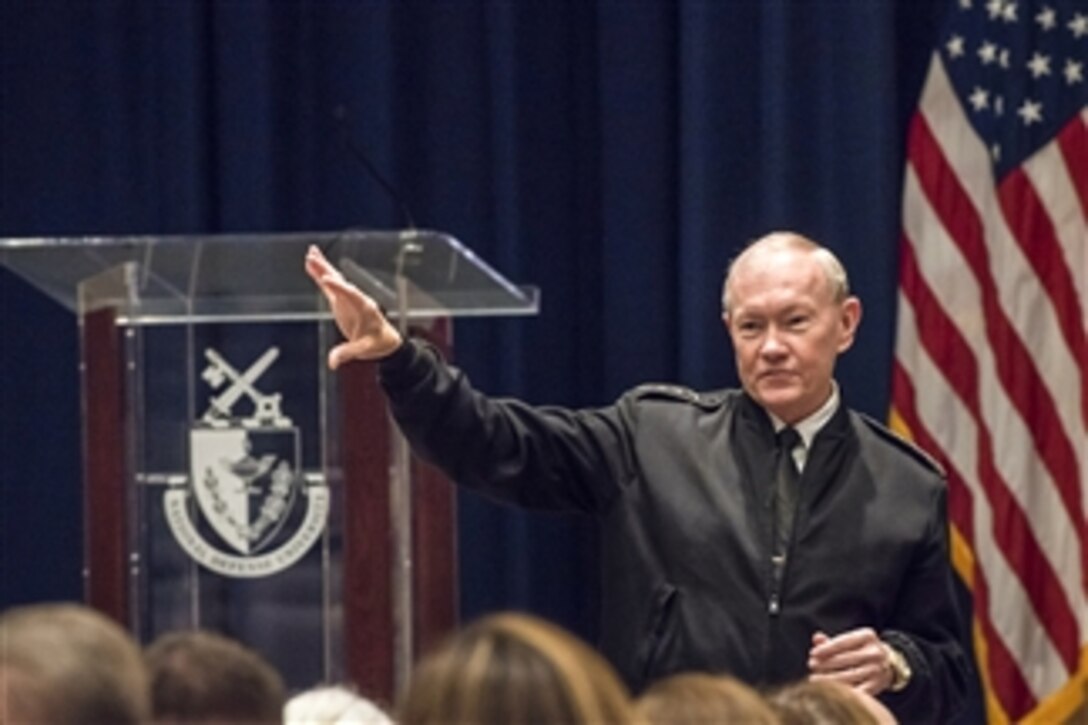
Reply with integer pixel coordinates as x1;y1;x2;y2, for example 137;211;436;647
0;230;539;324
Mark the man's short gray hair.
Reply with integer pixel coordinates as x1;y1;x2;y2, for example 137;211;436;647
721;232;850;315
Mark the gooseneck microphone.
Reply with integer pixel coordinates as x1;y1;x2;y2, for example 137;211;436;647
332;104;417;230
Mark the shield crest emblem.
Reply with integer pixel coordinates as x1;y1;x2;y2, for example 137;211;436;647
166;345;327;578
189;427;300;555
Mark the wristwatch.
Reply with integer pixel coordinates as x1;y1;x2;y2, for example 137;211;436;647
883;643;912;692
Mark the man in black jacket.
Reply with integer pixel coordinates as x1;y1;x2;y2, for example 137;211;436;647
305;231;969;722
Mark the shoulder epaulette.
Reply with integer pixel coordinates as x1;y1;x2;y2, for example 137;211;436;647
630;384;727;409
856;412;946;477
632;383;699;402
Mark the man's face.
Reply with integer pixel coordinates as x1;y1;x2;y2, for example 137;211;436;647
724;246;861;424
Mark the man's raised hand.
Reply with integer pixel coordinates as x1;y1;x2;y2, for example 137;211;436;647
305;245;404;368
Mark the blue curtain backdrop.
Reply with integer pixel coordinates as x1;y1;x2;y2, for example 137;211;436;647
1;0;958;682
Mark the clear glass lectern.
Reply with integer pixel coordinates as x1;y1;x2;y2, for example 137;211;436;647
0;230;538;700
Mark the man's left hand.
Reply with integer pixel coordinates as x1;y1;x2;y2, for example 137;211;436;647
807;628;895;695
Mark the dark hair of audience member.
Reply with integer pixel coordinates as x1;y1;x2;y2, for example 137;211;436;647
145;629;287;724
0;603;150;724
395;612;638;725
635;671;780;725
768;679;887;724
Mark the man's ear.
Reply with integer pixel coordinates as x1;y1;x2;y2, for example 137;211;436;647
837;297;862;352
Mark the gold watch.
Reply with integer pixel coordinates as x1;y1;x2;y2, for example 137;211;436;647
883;643;912;692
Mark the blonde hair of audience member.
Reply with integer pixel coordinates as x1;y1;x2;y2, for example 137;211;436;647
145;629;287;724
284;685;392;725
769;679;897;725
396;612;638;725
635;671;779;725
0;602;150;724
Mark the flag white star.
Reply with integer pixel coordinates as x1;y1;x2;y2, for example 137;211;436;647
1064;59;1084;85
1001;1;1017;22
999;48;1011;69
979;41;999;64
994;95;1005;116
991;144;1001;161
1035;5;1057;30
959;0;972;8
1017;98;1043;125
986;0;1004;19
969;86;991;111
1027;52;1052;78
947;35;966;58
1070;14;1088;38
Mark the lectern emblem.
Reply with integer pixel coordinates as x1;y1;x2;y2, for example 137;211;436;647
164;347;329;578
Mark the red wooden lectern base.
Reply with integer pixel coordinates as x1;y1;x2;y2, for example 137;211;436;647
82;306;129;626
341;318;457;703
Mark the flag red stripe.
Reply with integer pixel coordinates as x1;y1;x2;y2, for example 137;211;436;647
898;235;1081;671
966;550;1038;721
997;169;1088;432
891;360;1037;718
909;115;1086;573
891;362;973;542
1056;115;1088;223
896;199;980;414
1054;117;1088;444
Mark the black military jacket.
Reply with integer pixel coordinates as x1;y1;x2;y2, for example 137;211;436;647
379;340;969;723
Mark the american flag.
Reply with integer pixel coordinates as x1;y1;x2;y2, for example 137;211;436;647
890;0;1086;722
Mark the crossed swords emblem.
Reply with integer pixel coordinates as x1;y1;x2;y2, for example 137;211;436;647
200;347;291;428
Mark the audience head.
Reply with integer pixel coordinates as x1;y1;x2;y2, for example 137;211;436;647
284;685;392;725
396;611;636;725
0;602;150;724
768;679;896;724
145;629;286;724
635;671;780;725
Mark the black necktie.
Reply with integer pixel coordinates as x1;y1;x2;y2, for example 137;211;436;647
773;427;802;557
